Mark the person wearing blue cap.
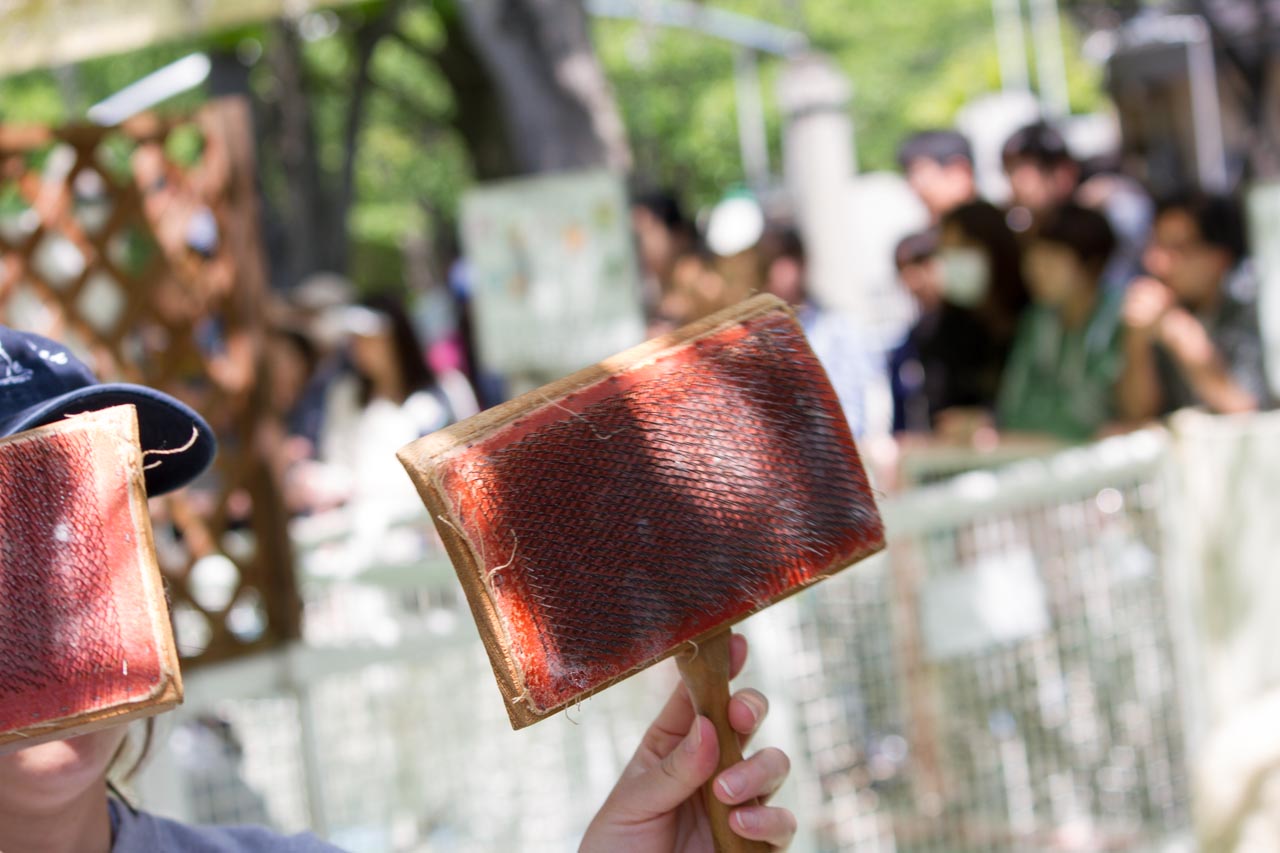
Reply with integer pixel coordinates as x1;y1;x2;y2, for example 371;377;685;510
0;324;796;851
0;327;216;496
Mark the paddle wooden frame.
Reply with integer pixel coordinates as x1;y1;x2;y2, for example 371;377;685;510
0;406;181;754
398;294;885;730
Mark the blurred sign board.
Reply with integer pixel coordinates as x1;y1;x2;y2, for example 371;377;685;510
459;169;644;381
0;1;361;77
919;549;1049;662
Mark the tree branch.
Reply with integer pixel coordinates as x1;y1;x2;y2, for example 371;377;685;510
370;80;452;137
388;28;441;70
332;0;405;271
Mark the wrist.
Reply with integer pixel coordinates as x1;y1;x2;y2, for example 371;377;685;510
1124;327;1154;351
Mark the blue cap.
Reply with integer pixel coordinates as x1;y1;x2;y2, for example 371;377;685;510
0;326;216;496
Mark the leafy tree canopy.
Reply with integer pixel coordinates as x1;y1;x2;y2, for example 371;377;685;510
0;0;1106;286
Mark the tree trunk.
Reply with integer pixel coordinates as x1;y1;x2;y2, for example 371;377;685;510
267;21;332;283
433;2;521;180
453;0;631;175
331;3;403;272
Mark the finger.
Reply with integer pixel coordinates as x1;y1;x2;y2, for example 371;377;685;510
728;632;748;679
728;688;768;748
715;747;791;806
730;805;798;848
610;715;720;818
638;679;697;758
643;632;749;759
645;630;747;753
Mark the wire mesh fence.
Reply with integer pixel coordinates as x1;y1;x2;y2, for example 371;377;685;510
791;432;1188;852
134;429;1194;852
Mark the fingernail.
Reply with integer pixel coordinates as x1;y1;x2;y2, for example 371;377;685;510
734;809;759;831
718;769;745;799
741;696;761;727
683;717;703;754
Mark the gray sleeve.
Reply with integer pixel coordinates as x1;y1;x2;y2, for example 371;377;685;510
114;805;348;852
1217;304;1273;407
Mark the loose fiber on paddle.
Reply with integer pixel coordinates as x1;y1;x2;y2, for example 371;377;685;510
400;295;884;727
0;406;181;753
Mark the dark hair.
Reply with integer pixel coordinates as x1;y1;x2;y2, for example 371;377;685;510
1001;121;1074;170
358;292;436;406
1155;192;1247;261
106;717;157;809
771;227;806;264
942;201;1029;333
897;130;973;170
632;190;689;232
1036;204;1117;275
894;229;939;269
269;325;320;375
1077;151;1124;183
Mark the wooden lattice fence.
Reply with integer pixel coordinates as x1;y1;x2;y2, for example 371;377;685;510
0;96;300;666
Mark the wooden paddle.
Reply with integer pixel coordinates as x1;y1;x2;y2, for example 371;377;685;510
0;405;181;754
398;294;884;849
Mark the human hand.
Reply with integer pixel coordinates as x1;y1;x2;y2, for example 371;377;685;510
580;634;796;852
1157;307;1216;369
1122;277;1175;336
933;407;997;449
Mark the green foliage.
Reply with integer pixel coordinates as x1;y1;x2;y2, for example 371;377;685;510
593;0;1108;210
0;0;1108;286
164;123;206;168
595;22;753;207
0;39;207;125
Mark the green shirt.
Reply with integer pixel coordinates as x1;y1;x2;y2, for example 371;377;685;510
997;289;1125;442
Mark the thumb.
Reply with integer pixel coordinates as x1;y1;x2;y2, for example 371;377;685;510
614;715;719;818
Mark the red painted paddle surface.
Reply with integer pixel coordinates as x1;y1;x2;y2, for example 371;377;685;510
0;420;164;735
438;312;883;712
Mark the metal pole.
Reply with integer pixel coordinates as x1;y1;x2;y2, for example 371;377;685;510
992;0;1030;92
1186;17;1229;191
1029;0;1070;118
587;0;806;57
778;54;858;313
294;680;331;838
734;49;771;193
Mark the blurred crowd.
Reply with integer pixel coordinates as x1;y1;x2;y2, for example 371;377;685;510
890;123;1269;445
260;272;479;542
260;119;1273;530
633;120;1272;463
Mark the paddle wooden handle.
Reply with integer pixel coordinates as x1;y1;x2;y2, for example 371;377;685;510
676;630;771;853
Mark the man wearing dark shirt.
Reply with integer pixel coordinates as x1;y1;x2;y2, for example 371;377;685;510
1118;193;1271;419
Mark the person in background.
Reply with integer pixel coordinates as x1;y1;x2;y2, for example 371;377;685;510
1118;193;1271;420
897;130;978;224
764;228;884;437
631;189;698;331
284;272;360;450
890;227;1003;434
889;230;941;433
920;201;1030;441
403;231;482;422
316;294;456;517
1001;122;1153;287
938;200;1030;350
0;322;796;852
1000;121;1079;235
1075;153;1153;288
998;204;1124;441
260;321;336;515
